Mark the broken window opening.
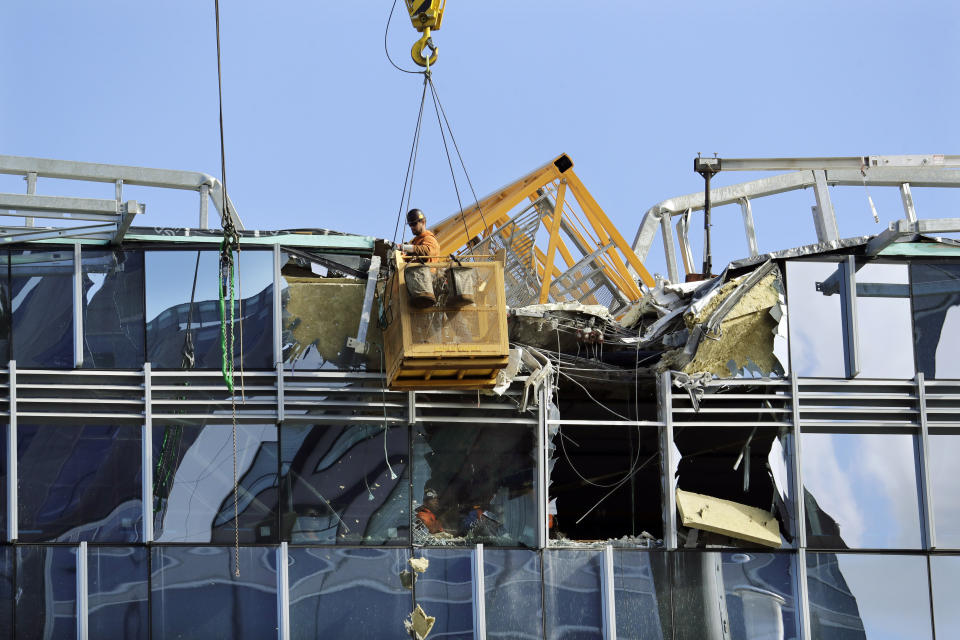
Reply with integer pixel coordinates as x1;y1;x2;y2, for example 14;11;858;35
911;262;960;379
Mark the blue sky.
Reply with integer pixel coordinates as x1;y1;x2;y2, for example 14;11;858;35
2;1;958;277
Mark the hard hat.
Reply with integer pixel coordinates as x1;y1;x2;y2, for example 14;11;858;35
407;208;426;224
424;488;439;500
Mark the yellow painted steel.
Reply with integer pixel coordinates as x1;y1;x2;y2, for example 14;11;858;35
538;180;567;303
406;0;446;67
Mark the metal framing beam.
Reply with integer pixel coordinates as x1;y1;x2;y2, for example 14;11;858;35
791;372;811;640
273;245;283;367
7;361;16;541
143;363;154;543
658;371;677;550
73;243;83;368
472;544;487;640
77;541;89;640
601;545;617;640
539;180;567;303
916;373;936;549
839;256;860;378
277;542;291;640
739;198;759;257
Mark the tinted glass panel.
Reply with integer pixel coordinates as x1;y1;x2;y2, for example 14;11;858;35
280;251;378;370
16;546;77;639
802;433;921;549
930;435;960;548
151;546;277;640
145;250;273;369
413;423;536;547
484;549;543;639
786;261;845;377
12;248;73;368
0;547;11;640
543;550;603;639
88;547;148;639
417;549;473;639
855;263;914;378
911;263;960;379
0;424;6;541
81;249;145;368
153;424;278;543
18;424;142;542
807;552;931;640
289;547;410;639
931;555;960;638
614;551;670;640
281;423;408;544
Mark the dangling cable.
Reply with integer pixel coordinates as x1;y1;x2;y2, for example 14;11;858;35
393;75;430;245
427;78;471;243
384;0;422;75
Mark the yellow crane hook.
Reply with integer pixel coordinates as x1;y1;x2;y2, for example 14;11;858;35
405;0;445;68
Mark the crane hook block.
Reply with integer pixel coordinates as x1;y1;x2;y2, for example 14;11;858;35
405;0;445;67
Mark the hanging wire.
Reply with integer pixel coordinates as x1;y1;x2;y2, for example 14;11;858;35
393;75;430;245
427;78;471;243
384;0;423;75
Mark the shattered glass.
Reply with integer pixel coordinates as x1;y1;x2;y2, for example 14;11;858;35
89;546;149;639
152;423;279;543
281;423;409;545
614;551;671;640
145;250;273;369
543;550;604;638
81;249;145;368
806;552;931;640
16;546;77;638
11;247;73;368
151;546;277;639
484;549;543;638
17;423;142;542
412;423;537;548
911;262;960;379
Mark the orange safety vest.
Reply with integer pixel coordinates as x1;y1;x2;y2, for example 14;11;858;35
416;506;443;533
408;229;440;263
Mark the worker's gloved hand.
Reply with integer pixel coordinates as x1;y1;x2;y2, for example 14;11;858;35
400;244;415;253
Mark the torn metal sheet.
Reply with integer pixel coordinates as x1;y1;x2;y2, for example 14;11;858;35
676;488;781;548
728;235;872;269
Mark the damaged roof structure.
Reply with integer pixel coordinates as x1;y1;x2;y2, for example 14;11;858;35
0;153;958;638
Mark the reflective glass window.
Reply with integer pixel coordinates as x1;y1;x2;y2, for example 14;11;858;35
911;263;960;379
153;423;278;543
806;552;931;640
416;549;474;639
280;251;378;370
12;248;73;368
673;552;797;640
931;555;960;637
289;547;410;639
484;549;543;639
614;551;670;640
802;433;922;549
413;423;536;547
151;546;277;639
281;423;408;544
0;546;11;640
81;249;145;368
930;435;960;549
786;261;846;377
854;263;914;378
88;547;148;639
145;250;273;369
0;424;6;541
16;546;77;639
18;424;142;542
543;550;604;639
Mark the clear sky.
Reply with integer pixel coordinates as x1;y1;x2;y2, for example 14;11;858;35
2;1;957;277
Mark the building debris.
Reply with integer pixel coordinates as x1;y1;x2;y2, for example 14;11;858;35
408;556;429;574
676;488;781;548
404;604;436;640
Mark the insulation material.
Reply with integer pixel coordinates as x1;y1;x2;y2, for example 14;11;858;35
408;556;430;574
676;488;781;548
404;604;436;640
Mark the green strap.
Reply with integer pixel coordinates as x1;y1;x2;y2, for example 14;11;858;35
219;243;236;393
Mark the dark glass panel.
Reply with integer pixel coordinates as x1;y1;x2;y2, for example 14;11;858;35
614;551;670;640
280;423;408;544
151;546;277;640
288;547;410;640
854;263;914;378
81;249;145;368
806;552;931;640
911;263;960;379
786;261;845;377
0;546;11;640
802;433;921;549
280;251;378;370
413;423;536;547
88;547;148;639
11;248;73;368
18;424;142;542
931;555;960;637
16;546;77;639
484;549;543;639
153;424;278;543
417;549;473;639
145;250;273;369
930;435;960;548
0;424;6;541
543;550;603;639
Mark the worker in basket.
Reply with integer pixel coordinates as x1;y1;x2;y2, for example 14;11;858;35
400;208;439;263
415;487;444;534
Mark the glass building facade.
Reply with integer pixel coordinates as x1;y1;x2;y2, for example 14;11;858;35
0;241;958;639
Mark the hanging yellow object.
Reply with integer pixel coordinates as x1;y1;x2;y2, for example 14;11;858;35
405;0;446;67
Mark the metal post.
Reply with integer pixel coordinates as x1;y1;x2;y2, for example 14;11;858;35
900;183;917;223
142;364;153;543
272;244;283;367
676;209;695;277
811;170;840;243
407;391;417;425
7;360;16;541
658;371;676;550
915;373;936;549
199;184;210;229
601;545;617;640
739;197;759;257
277;542;290;640
791;371;811;640
536;386;548;549
24;171;36;227
472;544;487;640
839;256;860;378
702;170;713;276
77;541;88;640
276;362;285;424
74;242;83;368
659;213;679;284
